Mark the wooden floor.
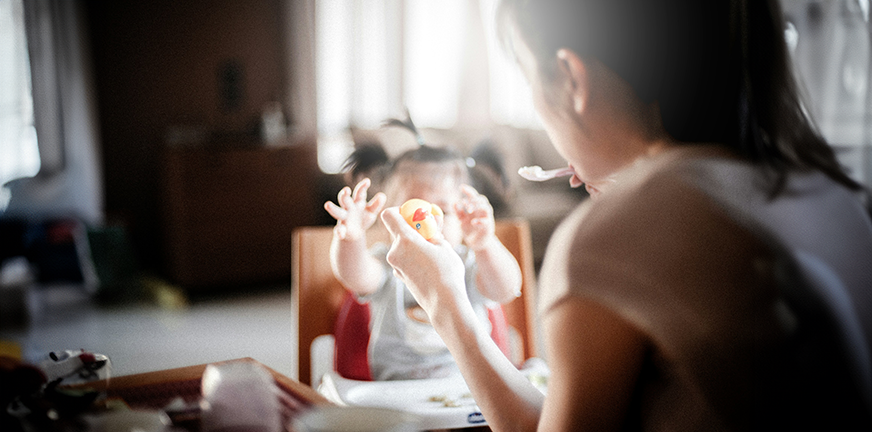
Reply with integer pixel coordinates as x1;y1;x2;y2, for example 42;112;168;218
0;283;297;379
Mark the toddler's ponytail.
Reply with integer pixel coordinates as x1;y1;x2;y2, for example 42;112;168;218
342;141;390;187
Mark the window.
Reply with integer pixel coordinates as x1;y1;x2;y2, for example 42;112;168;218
315;0;402;173
314;0;539;174
480;0;540;128
0;0;40;210
403;0;467;128
781;0;872;185
782;0;870;146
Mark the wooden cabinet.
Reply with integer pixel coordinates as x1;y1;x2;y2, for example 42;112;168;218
161;143;320;290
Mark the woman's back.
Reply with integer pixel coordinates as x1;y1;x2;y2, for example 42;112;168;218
538;145;872;430
671;146;872;341
666;145;872;429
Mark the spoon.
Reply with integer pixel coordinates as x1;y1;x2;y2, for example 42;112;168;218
517;166;575;182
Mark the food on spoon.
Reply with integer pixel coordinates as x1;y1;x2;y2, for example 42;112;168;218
400;198;444;241
517;165;575;181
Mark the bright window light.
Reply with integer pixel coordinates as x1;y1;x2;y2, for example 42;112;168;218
315;0;397;173
0;0;41;210
480;0;541;129
315;0;354;173
403;0;466;128
354;0;391;127
314;0;542;173
317;130;355;175
316;0;353;134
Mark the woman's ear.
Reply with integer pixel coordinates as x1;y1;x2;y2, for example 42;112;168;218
557;49;589;115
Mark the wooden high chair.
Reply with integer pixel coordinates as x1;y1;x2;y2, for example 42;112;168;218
290;219;539;386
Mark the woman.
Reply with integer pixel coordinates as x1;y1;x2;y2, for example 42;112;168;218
379;0;872;430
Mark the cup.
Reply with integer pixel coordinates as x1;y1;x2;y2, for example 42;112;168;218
200;362;282;432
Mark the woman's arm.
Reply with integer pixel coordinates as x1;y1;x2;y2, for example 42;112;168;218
381;207;545;432
432;295;546;432
538;297;648;432
382;204;649;431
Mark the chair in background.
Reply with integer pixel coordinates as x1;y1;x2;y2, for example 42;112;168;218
290;219;539;387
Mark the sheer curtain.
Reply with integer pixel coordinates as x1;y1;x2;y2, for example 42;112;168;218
480;0;539;128
403;0;467;128
2;0;103;224
310;0;539;173
0;0;40;210
314;0;404;173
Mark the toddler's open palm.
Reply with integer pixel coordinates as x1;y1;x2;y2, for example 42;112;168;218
324;178;386;241
456;185;495;250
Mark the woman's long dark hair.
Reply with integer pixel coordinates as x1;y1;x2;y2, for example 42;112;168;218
496;0;864;198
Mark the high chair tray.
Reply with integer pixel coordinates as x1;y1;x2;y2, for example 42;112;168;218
317;358;549;430
318;371;486;430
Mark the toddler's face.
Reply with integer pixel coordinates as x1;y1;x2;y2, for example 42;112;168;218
387;164;464;246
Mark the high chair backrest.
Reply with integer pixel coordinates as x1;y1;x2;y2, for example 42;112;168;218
291;219;538;386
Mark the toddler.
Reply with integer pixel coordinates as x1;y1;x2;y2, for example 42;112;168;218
324;119;522;380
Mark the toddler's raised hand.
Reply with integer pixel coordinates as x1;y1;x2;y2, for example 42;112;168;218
324;178;386;241
456;184;496;251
